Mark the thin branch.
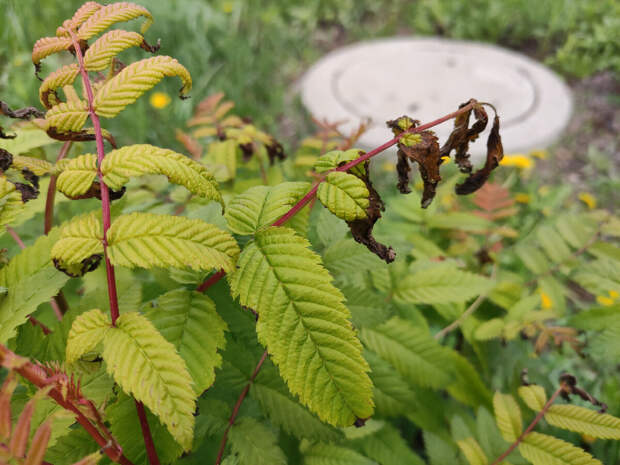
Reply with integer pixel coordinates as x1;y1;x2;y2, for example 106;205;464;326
215;350;268;465
0;344;134;465
68;29;158;465
435;264;497;340
490;385;564;465
196;269;226;293
5;226;25;248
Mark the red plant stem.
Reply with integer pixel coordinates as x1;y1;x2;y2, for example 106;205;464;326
196;269;226;293
28;316;51;334
45;141;72;234
69;30;121;326
0;345;134;465
490;386;564;465
215;350;268;465
135;400;161;465
5;226;25;248
68;30;158;465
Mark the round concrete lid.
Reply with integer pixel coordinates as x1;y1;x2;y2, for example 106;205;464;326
300;38;572;157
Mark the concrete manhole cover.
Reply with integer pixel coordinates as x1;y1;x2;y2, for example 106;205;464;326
300;38;572;157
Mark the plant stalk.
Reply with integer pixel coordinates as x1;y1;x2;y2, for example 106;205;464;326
44;140;72;234
68;30;158;465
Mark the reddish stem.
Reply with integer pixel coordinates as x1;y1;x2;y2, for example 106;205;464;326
28;316;51;334
135;401;161;465
68;30;120;326
0;345;134;465
215;350;268;465
68;30;157;464
490;386;564;465
196;269;226;293
5;226;26;248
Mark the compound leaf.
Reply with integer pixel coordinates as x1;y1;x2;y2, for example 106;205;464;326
545;405;620;439
76;2;153;40
493;392;522;442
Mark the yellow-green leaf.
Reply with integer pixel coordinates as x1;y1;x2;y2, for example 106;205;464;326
76;2;153;40
51;212;103;265
102;311;195;450
94;56;191;118
493;392;523;442
317;171;369;221
545;405;620;439
456;437;488;465
84;30;146;71
107;213;239;272
45;100;89;133
66;309;110;363
229;227;374;426
519;432;602;465
55;154;98;199
518;385;547;412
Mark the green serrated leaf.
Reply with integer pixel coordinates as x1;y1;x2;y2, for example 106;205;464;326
228;417;286;465
317;171;369;221
519;432;602;465
65;308;110;363
493;392;523;442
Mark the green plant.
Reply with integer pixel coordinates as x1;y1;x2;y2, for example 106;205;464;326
1;3;620;465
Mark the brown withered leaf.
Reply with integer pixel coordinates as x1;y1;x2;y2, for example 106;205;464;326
346;161;395;263
53;254;102;278
455;114;503;195
266;140;285;165
13;183;39;202
439;99;488;173
399;132;442;208
46;126;117;148
0;101;45;120
0;149;13;171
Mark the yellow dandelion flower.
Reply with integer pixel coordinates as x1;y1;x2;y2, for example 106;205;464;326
609;290;619;299
540;292;553;309
596;295;615;307
440;156;451;164
221;1;234;13
530;149;548;159
515;193;530;204
578;192;597;210
500;154;534;169
149;92;171;109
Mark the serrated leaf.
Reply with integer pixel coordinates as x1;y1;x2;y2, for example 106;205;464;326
364;350;416;417
360;317;453;389
76;2;153;40
228;417;286;465
314;148;365;177
31;36;72;65
229;227;373;426
66;309;110;363
317;171;369;221
301;441;378;465
475;318;505;341
45;100;89;133
395;264;492;304
39;64;80;108
518;385;547;411
225;182;310;234
94;56;191;118
107;213;239;272
0;127;56;156
545;405;620;439
11;156;54;176
519;432;602;465
145;289;227;394
55;154;98;199
51;212;103;265
0;230;69;342
493;392;522;442
102;311;195;450
84;30;146;71
457;437;488;465
102;144;221;203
